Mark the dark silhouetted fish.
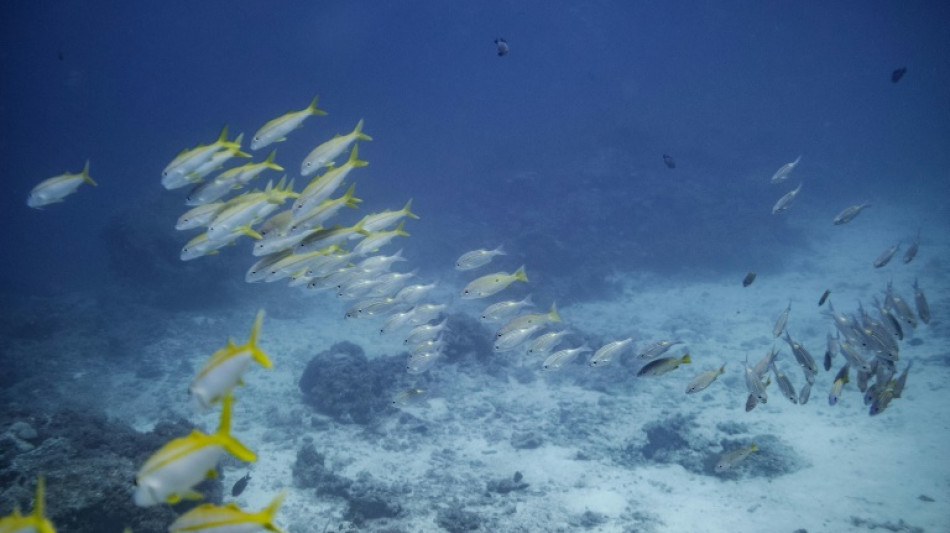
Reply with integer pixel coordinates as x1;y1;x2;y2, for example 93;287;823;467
231;472;251;496
891;67;906;83
742;272;756;287
818;289;831;307
494;38;509;57
663;154;676;169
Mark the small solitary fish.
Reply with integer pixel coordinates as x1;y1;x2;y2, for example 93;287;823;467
828;364;850;406
873;243;900;268
773;301;791;338
771;182;803;214
770;156;801;183
392;387;426;405
903;230;920;263
231;472;251;496
818;289;831;307
494;38;509;56
742;272;756;287
715;444;758;472
27;160;96;208
891;67;906;83
663;154;676;169
833;202;871;225
685;364;725;394
913;278;931;325
637;353;691;377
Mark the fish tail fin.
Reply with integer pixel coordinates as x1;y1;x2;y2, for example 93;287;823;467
256;491;287;531
216;125;230;144
353;119;373;141
494;244;506;255
308;95;328;116
347;145;369;168
394;220;410;237
264;150;284;171
402;198;420;219
237;224;263;240
548;302;561;322
33;476;46;521
80;160;97;186
343;183;362;208
681;353;691;364
216;394;258;462
246;309;273;369
718;363;727;374
514;265;528;283
749;443;759;452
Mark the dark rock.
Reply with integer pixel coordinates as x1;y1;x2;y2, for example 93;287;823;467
486;472;529;494
298;341;405;424
435;504;481;532
510;431;542;450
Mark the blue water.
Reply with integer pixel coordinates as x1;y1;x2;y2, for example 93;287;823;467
2;2;949;531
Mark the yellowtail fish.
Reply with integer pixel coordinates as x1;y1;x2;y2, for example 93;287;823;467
301;119;372;176
828;364;850;406
189;310;272;410
27;160;96;209
495;303;559;337
685;364;725;394
252;94;327;150
134;394;256;507
461;266;528;299
0;476;57;533
637;353;691;377
168;492;285;533
715;444;758;472
455;245;506;271
162;126;242;189
352;221;410;256
292;145;368;219
359;199;420;233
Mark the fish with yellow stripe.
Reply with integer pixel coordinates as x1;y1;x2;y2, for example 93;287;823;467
0;476;57;533
190;310;272;411
168;492;286;533
133;393;257;507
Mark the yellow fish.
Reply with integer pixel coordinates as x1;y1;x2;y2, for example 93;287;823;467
190;310;272;410
0;476;57;533
168;492;286;533
134;394;256;507
27;160;96;209
252;94;327;150
460;266;528;299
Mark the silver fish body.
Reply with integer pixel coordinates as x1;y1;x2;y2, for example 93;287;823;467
773;302;791;338
832;202;870;225
873;243;900;268
771;182;802;214
913;278;931;325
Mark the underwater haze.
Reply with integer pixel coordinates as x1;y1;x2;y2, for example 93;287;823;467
1;1;949;532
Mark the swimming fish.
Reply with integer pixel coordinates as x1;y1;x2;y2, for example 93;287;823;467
873;243;900;268
392;387;427;405
742;272;756;287
771;182;803;214
715;444;758;472
495;303;560;337
494;324;542;352
783;331;819;375
637;353;691;377
481;294;534;322
527;329;570;356
352;221;410;256
744;357;770;403
542;346;589;371
773;301;791;338
178;202;226;231
252;95;327;150
461;266;528;299
828;364;850;406
588;338;634;367
162;126;243;188
189;310;272;411
663;154;676;169
494;38;509;56
456;245;506;271
168;492;285;533
770;156;801;183
770;363;798;404
818;289;831;307
292;145;368;218
358;199;420;233
134;393;256;507
685;364;725;394
913;278;931;325
798;381;812;404
0;476;57;533
903;230;919;263
27;160;96;208
301;119;372;176
891;67;906;83
832;202;871;225
637;339;683;359
231;472;251;496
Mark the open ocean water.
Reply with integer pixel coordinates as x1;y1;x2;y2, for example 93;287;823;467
1;2;949;532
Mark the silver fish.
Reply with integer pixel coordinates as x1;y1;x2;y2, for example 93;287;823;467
770;155;801;183
715;444;758;472
903;230;920;263
637;339;682;359
892;362;912;398
832;202;871;225
798;381;812;404
773;302;791;338
770;363;798;404
685;364;726;394
913;278;931;325
542;346;590;371
771;182;802;214
783;331;819;375
873;243;900;268
588;338;633;367
744;358;769;403
886;283;917;329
